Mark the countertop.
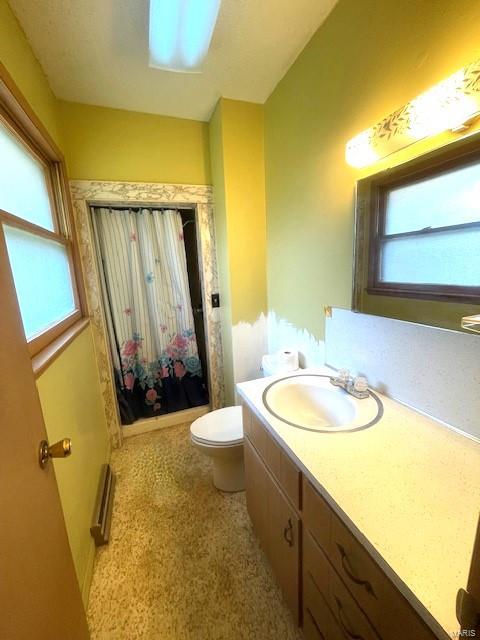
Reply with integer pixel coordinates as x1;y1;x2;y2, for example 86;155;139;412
237;366;480;638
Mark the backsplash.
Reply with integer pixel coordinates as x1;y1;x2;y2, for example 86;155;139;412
325;308;480;440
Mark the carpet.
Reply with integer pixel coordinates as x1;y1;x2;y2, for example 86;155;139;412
87;424;302;639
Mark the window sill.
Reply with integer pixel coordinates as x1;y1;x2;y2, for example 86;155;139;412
366;286;480;304
32;317;90;378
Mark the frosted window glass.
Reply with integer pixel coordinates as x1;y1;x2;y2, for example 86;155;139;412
0;121;54;230
385;162;480;235
4;226;75;339
380;228;480;286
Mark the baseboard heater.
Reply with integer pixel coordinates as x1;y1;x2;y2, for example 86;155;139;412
90;463;116;546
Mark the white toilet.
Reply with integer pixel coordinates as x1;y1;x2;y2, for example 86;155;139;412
190;406;244;492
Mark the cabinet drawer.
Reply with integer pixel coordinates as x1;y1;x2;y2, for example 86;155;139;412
330;513;439;640
330;511;383;627
243;405;268;460
303;478;331;553
304;577;343;640
305;521;377;640
265;432;301;510
329;562;379;640
304;530;330;597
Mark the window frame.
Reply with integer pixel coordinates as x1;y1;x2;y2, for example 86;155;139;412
0;65;85;359
366;144;480;304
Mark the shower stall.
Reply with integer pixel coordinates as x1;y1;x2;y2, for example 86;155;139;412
91;205;209;425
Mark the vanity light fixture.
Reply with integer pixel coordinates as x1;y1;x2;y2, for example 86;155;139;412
346;59;480;168
461;314;480;334
149;0;221;73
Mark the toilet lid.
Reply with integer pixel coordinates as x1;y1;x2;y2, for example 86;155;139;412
190;406;243;446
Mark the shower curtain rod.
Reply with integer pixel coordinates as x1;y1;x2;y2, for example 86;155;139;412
90;204;194;212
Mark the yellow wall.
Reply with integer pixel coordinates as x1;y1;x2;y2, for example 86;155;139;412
0;0;110;605
220;99;267;325
209;101;235;403
265;0;480;342
0;0;61;145
209;98;267;400
36;327;110;602
58;100;211;184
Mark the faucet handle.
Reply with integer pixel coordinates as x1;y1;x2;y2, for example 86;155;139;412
338;368;351;383
353;376;368;393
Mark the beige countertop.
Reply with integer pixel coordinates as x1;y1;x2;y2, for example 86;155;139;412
237;366;480;638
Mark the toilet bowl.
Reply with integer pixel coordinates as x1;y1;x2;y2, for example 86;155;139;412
190;406;244;492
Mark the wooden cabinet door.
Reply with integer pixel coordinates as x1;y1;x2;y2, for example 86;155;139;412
267;462;300;623
244;438;300;624
244;436;269;548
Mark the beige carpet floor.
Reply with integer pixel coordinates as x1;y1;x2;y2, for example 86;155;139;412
87;423;302;640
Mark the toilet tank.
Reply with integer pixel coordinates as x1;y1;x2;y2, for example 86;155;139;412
261;350;299;377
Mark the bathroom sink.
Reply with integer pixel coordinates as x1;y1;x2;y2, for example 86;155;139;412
262;374;383;433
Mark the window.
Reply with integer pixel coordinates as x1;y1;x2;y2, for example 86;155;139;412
0;103;82;356
367;150;480;303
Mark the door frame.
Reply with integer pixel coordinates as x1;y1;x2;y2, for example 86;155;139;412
69;180;225;447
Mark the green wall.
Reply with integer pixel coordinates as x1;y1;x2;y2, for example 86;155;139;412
58;100;211;184
265;0;480;342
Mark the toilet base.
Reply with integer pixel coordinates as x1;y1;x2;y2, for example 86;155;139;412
191;438;245;492
212;452;245;492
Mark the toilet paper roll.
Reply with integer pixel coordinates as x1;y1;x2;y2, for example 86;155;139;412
277;348;299;370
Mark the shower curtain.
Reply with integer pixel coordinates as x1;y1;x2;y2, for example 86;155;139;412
92;207;209;423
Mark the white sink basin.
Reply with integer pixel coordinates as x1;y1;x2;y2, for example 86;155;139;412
262;374;383;433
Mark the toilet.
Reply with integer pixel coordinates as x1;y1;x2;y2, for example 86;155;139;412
190;406;244;492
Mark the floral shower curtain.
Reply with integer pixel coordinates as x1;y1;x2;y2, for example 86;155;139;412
92;207;209;424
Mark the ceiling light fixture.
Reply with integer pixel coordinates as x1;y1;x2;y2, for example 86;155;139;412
461;314;480;334
149;0;221;73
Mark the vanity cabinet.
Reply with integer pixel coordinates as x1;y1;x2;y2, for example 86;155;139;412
242;403;442;640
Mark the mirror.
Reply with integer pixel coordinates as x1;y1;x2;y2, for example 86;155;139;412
352;132;480;331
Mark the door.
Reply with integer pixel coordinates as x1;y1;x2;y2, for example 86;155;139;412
244;438;300;623
0;228;89;639
267;461;300;624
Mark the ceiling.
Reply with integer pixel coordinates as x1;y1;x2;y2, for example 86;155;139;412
9;0;337;121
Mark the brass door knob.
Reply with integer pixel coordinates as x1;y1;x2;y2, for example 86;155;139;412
39;438;72;469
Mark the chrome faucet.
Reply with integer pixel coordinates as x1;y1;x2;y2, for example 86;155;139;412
330;369;369;399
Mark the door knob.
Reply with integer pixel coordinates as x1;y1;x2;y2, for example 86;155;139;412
39;438;72;469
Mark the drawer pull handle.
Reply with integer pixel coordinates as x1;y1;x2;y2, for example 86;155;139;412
336;543;377;599
306;607;326;640
283;518;294;547
335;596;364;640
